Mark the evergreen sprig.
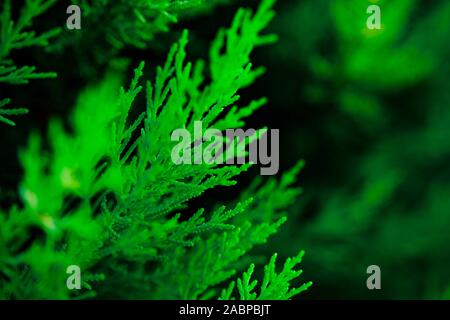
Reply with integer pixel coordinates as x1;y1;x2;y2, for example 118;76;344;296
0;0;60;125
220;251;313;300
0;0;311;300
72;0;230;49
0;98;28;126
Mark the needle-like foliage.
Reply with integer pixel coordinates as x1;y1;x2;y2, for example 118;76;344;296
53;0;232;76
0;0;60;125
0;0;311;300
220;251;313;300
1;0;231;125
72;0;230;49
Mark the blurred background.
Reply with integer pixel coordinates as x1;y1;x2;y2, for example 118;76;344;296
1;0;450;299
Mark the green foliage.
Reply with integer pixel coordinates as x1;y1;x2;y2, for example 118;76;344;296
0;98;28;126
0;0;310;300
0;0;60;125
54;0;232;76
0;0;231;125
74;0;230;49
152;163;304;299
220;251;312;300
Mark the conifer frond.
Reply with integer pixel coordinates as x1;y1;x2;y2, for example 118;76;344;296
0;0;60;124
220;251;313;300
71;0;230;49
0;0;310;300
0;98;28;126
